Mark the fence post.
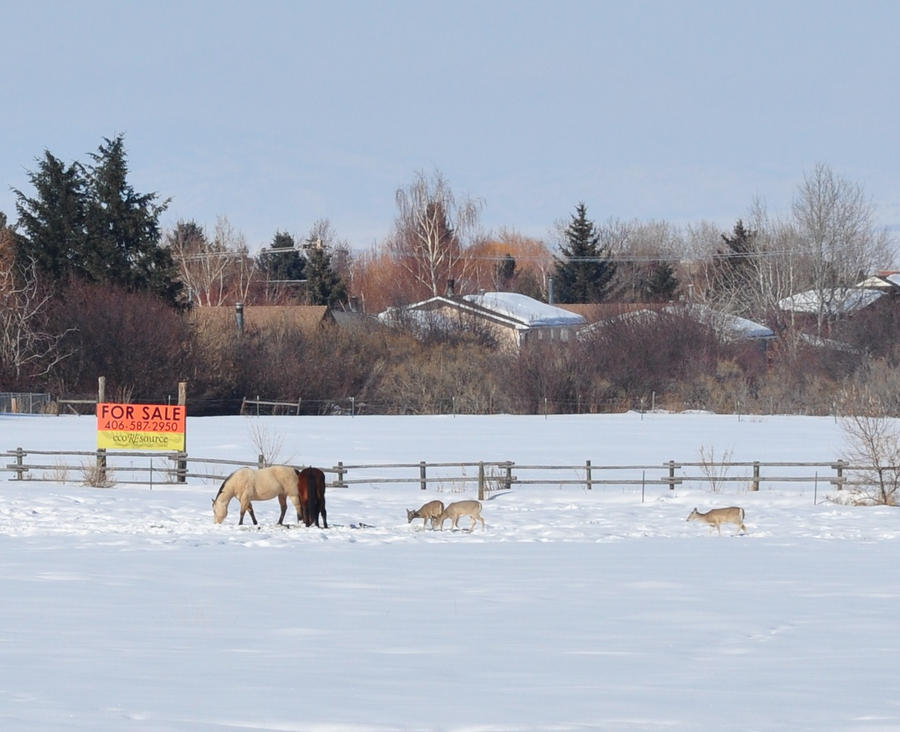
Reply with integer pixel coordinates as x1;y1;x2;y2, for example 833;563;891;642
14;447;24;480
667;460;676;490
504;461;513;490
176;451;187;483
752;461;760;491
419;461;427;490
257;453;265;469
177;381;187;483
834;459;846;490
334;461;345;488
97;448;107;484
478;461;485;501
585;459;592;490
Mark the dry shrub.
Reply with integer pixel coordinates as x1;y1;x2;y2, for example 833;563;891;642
377;340;506;414
838;390;900;506
82;462;115;488
48;281;192;398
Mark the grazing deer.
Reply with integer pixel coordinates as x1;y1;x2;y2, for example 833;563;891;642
407;500;445;528
687;506;747;535
437;500;485;532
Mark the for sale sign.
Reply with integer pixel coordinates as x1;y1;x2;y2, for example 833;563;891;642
97;403;186;451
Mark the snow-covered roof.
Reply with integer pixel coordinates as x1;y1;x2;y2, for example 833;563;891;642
776;288;883;315
579;304;774;342
462;292;586;327
665;304;775;340
378;292;586;332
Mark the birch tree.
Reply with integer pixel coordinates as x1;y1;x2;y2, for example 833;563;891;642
390;170;482;300
167;217;257;306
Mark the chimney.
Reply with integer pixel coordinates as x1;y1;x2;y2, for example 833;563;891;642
446;279;456;297
548;276;556;304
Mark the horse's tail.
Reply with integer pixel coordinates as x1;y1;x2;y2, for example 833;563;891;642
314;468;326;505
307;468;327;528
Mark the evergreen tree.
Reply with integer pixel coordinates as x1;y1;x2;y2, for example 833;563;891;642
553;202;616;303
305;241;348;307
496;253;516;289
83;135;180;303
258;231;306;283
14;137;181;305
641;261;679;302
713;219;756;297
13;151;87;280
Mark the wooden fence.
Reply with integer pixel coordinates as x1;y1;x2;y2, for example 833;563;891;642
1;447;872;499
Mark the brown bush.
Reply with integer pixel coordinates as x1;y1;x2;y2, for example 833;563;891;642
47;281;192;399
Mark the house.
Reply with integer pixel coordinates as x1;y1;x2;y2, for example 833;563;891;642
577;303;775;344
776;288;885;320
378;292;586;349
774;274;900;340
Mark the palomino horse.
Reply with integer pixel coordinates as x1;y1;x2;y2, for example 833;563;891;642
297;467;328;528
212;465;304;526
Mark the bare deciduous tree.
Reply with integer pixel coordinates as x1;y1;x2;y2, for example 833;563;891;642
0;256;71;385
792;164;891;335
390;170;482;300
168;217;258;306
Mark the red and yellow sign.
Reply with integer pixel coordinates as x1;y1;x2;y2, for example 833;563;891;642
97;403;186;451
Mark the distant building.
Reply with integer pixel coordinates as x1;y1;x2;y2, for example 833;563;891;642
378;292;586;349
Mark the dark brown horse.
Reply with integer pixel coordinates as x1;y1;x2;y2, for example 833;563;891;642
297;467;328;528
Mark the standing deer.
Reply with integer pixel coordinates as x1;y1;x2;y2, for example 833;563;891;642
407;500;445;528
437;500;485;532
687;506;747;535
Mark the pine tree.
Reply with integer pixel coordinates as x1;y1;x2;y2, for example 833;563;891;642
259;231;306;283
496;254;516;289
305;242;348;307
13;151;88;280
15;137;180;304
554;203;616;303
83;135;180;304
713;219;756;298
641;261;679;302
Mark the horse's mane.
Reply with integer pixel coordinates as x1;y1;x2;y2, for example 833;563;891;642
214;469;242;500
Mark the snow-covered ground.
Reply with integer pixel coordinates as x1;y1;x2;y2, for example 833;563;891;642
1;412;898;731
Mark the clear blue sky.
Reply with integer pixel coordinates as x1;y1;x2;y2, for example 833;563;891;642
3;0;899;253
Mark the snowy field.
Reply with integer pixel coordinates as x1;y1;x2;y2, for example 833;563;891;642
1;412;899;731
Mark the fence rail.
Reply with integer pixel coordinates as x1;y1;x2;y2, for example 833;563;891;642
1;448;884;498
0;393;52;414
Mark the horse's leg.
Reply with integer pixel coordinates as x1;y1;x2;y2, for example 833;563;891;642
318;487;327;528
289;494;303;524
277;494;288;525
305;493;316;527
244;501;258;526
304;474;316;527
